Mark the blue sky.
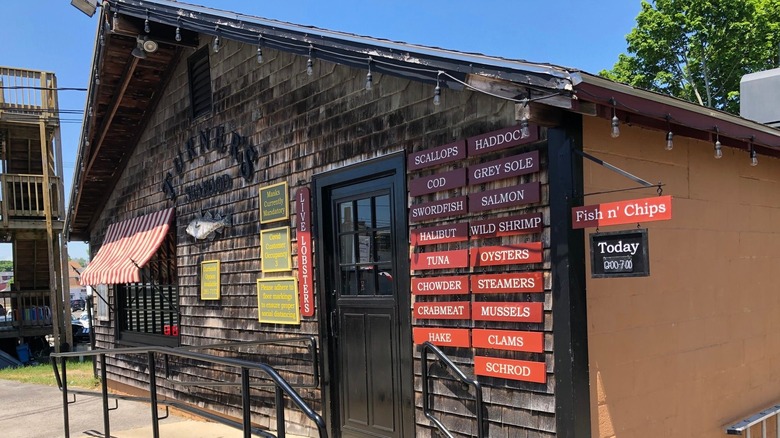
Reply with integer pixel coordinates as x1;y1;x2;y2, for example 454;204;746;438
0;0;641;261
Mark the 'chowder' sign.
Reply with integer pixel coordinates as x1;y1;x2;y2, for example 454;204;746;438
162;124;261;202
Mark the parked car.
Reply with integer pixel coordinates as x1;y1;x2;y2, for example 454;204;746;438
70;299;85;311
78;313;91;329
72;316;89;343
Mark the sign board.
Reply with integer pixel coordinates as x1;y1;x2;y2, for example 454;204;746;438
470;272;543;294
411;275;469;295
296;187;314;316
259;181;289;224
468;150;540;185
590;228;650;278
411;249;469;271
409;196;467;223
200;260;220;300
470;243;543;267
413;302;470;320
407;140;466;171
471;302;543;323
257;277;301;325
474;356;546;383
472;329;543;353
469;182;541;213
413;327;470;347
467;125;539;156
261;226;292;272
572;195;672;229
408;168;467;197
469;213;543;239
410;223;468;246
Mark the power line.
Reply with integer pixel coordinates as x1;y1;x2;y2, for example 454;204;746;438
0;86;87;91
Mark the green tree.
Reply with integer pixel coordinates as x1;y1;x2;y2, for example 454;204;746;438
601;0;780;114
0;260;13;272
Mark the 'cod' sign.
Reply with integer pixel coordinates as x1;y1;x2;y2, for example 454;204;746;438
590;228;649;278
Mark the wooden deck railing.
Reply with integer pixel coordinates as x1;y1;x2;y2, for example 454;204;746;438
0;289;53;329
0;67;56;114
1;174;61;219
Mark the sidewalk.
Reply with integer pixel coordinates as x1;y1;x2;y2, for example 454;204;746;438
0;379;300;437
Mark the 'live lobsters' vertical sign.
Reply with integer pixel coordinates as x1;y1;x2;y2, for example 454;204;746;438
296;187;314;317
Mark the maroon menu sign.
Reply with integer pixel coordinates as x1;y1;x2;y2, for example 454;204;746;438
470;243;543;267
409;196;467;223
469;182;541;212
471;272;544;294
412;275;469;295
467;125;539;156
472;302;543;323
469;150;540;185
409;168;467;197
408;140;466;171
411;222;468;246
469;213;543;239
296;187;314;317
414;301;470;320
411;249;469;270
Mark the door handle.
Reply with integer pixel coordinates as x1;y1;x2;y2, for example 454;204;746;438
330;310;339;339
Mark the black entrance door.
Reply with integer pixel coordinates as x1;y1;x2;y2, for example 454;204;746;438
315;154;413;438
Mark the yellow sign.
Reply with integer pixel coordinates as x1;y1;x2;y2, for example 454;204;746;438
261;226;292;272
257;278;300;325
259;181;289;224
201;260;220;300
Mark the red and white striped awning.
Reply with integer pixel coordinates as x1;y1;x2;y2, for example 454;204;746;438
80;208;174;286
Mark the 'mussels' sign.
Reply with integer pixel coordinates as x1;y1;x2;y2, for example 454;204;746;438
471;302;543;323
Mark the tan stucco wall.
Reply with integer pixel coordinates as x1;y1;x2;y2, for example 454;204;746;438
584;116;780;437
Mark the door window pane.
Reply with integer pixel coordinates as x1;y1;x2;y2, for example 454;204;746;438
339;202;354;232
357;199;371;230
375;195;390;229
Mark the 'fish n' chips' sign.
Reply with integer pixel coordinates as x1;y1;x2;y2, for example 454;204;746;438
571;196;672;229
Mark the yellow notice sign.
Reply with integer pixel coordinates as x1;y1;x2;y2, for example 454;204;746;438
259;181;289;224
201;260;221;300
257;278;300;325
261;226;292;272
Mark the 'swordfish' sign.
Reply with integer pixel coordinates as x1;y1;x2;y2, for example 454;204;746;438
296;187;314;317
572;195;672;229
590;228;650;278
409;196;467;223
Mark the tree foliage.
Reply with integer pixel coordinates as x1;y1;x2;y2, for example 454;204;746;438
601;0;780;114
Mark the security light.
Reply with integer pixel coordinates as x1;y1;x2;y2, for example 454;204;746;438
71;0;98;17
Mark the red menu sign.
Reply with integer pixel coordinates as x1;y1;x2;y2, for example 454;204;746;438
414;302;470;320
412;275;469;295
571;195;672;229
472;302;543;323
411;223;468;246
409;196;467;223
467;125;539;156
411;249;469;270
296;187;314;317
468;150;540;185
469;182;541;212
409;168;467;197
470;272;543;294
469;213;543;239
413;327;470;347
474;356;546;383
470;243;543;267
472;329;543;353
408;140;466;171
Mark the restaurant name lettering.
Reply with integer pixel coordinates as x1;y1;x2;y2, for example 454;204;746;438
162;124;260;202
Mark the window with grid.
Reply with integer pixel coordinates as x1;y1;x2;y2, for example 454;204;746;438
187;46;212;119
116;230;178;346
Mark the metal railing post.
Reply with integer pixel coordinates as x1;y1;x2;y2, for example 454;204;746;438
276;386;286;438
241;367;251;438
148;351;160;438
100;353;110;438
61;358;70;438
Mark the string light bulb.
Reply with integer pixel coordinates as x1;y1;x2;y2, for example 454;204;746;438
664;115;673;150
256;35;263;63
610;99;620;138
750;141;758;166
112;10;118;31
519;98;530;138
175;26;181;42
714;128;722;159
365;58;373;91
144;11;150;33
433;73;441;106
213;34;220;53
306;46;314;76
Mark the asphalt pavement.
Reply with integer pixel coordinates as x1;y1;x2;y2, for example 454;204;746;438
0;379;252;437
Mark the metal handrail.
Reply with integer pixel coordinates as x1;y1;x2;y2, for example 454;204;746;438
51;343;328;438
168;336;319;389
725;403;780;436
420;341;484;438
